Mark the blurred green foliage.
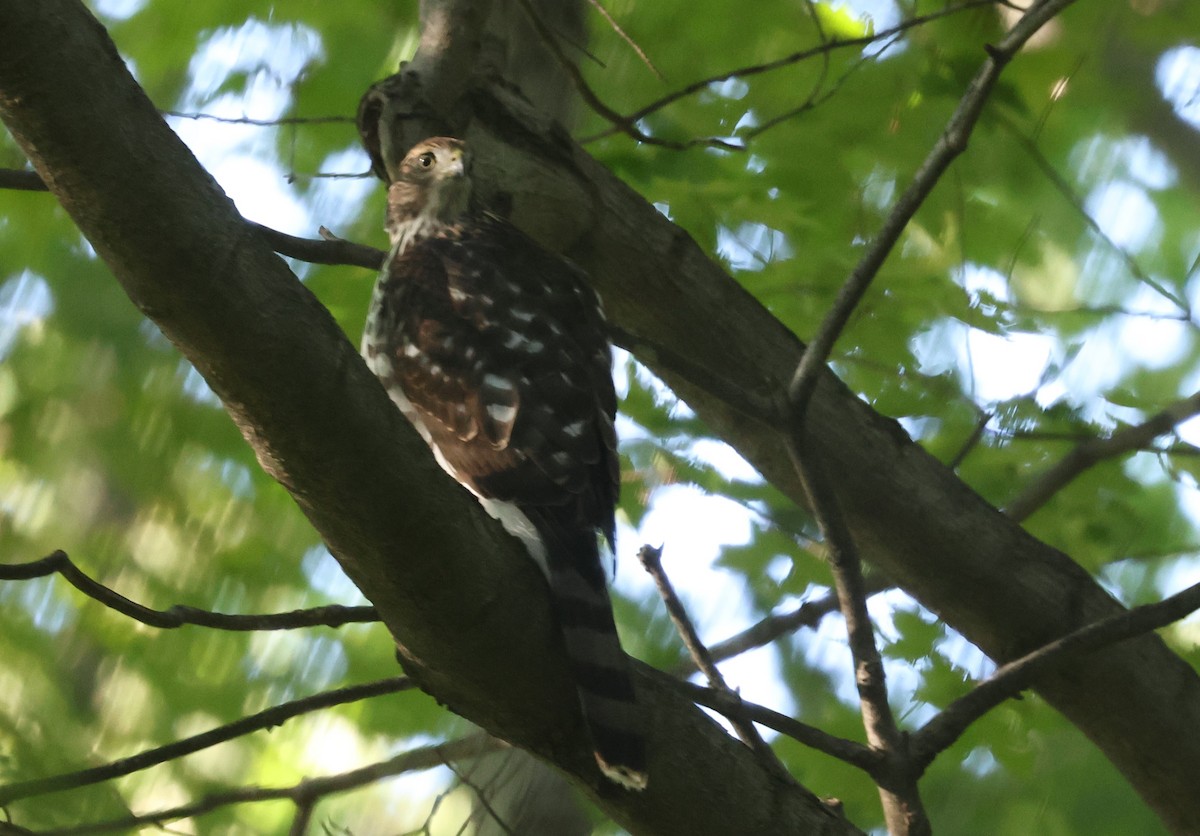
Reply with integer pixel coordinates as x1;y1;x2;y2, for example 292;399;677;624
3;0;1199;833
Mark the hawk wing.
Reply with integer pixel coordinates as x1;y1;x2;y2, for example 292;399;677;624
366;213;619;549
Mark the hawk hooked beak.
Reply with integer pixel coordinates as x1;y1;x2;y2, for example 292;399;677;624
441;145;467;179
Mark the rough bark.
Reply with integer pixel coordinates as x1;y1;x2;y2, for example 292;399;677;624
0;2;855;834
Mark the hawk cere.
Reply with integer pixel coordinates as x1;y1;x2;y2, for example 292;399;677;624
361;137;647;790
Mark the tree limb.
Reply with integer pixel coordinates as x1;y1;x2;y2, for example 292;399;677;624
0;550;379;631
912;580;1200;770
0;166;388;269
671;575;893;676
668;678;878;773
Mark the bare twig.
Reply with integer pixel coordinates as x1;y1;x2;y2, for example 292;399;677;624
250;222;385;270
912;580;1200;770
0;550;379;632
287;797;315;836
161;111;353;127
947;410;992;470
997;114;1191;316
1005;390;1200;522
672;575;893;677
638;545;794;782
0;168;386;270
0;677;413;805
441;761;516;836
666;678;879;773
584;0;663;80
510;0;698;148
580;0;1003;146
998;428;1200;456
20;733;499;836
0;168;45;191
783;430;921;829
403;781;457;836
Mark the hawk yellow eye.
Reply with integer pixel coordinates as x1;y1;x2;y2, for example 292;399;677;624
417;152;435;168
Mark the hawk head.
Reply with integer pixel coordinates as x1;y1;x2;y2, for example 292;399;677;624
386;137;472;249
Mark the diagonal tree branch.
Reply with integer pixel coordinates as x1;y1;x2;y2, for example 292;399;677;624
665;677;878;773
911;580;1200;770
775;5;1083;830
785;425;923;832
671;575;893;677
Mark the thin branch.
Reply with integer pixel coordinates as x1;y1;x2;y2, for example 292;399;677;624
666;678;880;773
25;734;499;836
911;580;1200;770
0;550;379;632
584;0;663;80
250;222;384;270
0;167;386;269
735;33;903;147
671;575;893;677
638;545;795;783
510;0;702;149
161;111;354;127
997;114;1191;316
783;428;919;826
441;761;516;836
778;6;1080;830
1005;390;1200;522
0;168;45;191
787;0;1080;413
580;0;1004;145
947;410;992;470
998;428;1200;456
403;781;457;836
287;797;315;836
0;677;413;805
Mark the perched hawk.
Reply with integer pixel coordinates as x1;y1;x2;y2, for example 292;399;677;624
362;137;647;790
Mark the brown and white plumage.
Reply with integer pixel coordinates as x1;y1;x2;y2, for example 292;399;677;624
362;137;646;790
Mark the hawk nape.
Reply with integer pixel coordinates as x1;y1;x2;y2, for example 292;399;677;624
361;137;647;790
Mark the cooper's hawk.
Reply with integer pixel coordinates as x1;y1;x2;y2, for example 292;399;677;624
362;137;647;790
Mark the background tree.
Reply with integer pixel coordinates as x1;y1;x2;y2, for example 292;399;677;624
2;0;1200;834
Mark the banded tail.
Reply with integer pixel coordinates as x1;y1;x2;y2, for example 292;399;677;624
527;508;648;790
